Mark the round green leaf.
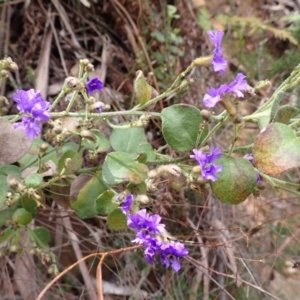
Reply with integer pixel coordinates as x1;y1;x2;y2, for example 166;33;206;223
110;127;155;160
273;105;299;124
253;122;300;176
211;156;257;205
32;227;50;245
70;173;110;219
58;150;83;174
82;129;110;153
0;227;16;243
0;174;8;207
25;173;43;188
102;152;148;185
107;208;127;231
21;195;37;215
95;190;118;215
0;207;15;227
12;208;33;225
161;104;203;152
0;165;21;178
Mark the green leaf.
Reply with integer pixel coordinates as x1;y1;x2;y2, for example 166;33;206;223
273;105;299;124
25;173;43;188
107;208;127;231
161;104;203;152
253;122;300;175
151;30;165;43
12;208;33;225
0;174;8;208
0;227;15;243
211;156;257;205
70;173;109;219
0;165;21;178
110;127;155;160
95;190;118;215
102;152;148;185
0;207;15;226
81;129;110;153
57;150;83;174
21;195;37;215
31;227;50;245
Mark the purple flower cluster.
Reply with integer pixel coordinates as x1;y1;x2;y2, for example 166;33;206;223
13;89;50;139
86;78;103;95
121;195;188;272
203;73;248;108
204;30;248;108
190;147;222;181
207;30;227;75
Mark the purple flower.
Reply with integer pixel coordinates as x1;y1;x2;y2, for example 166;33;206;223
127;209;165;235
13;89;50;139
86;78;103;95
121;194;133;214
159;241;189;272
123;205;188;272
203;73;248;108
207;30;227;75
244;153;262;183
191;147;222;181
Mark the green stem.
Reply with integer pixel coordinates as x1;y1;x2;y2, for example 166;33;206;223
65;91;79;113
49;88;68;112
199;113;229;147
146;155;190;166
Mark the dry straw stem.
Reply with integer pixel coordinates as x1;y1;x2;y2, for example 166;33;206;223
36;244;141;300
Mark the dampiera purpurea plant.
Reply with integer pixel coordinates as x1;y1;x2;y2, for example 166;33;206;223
1;28;300;298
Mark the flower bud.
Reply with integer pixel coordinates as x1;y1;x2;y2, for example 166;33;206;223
192;56;213;67
80;130;97;142
136;194;150;204
201;109;212;123
39;143;48;153
0;70;8;78
254;80;271;92
65;76;84;90
89;101;105;112
79;59;90;67
85;63;94;73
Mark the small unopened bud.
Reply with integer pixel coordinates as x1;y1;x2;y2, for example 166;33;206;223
85;63;94;73
8;179;18;188
89;101;105;112
136;194;150;204
9;62;18;72
148;169;158;179
80;130;97;142
65;76;84;90
79;59;90;67
39;143;48;153
193;56;213;67
196;176;206;185
10;245;19;253
234;115;244;124
192;165;201;174
201;109;212;123
53;125;63;134
64;158;72;168
254;80;271;92
256;181;266;190
0;70;8;78
157;165;182;178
